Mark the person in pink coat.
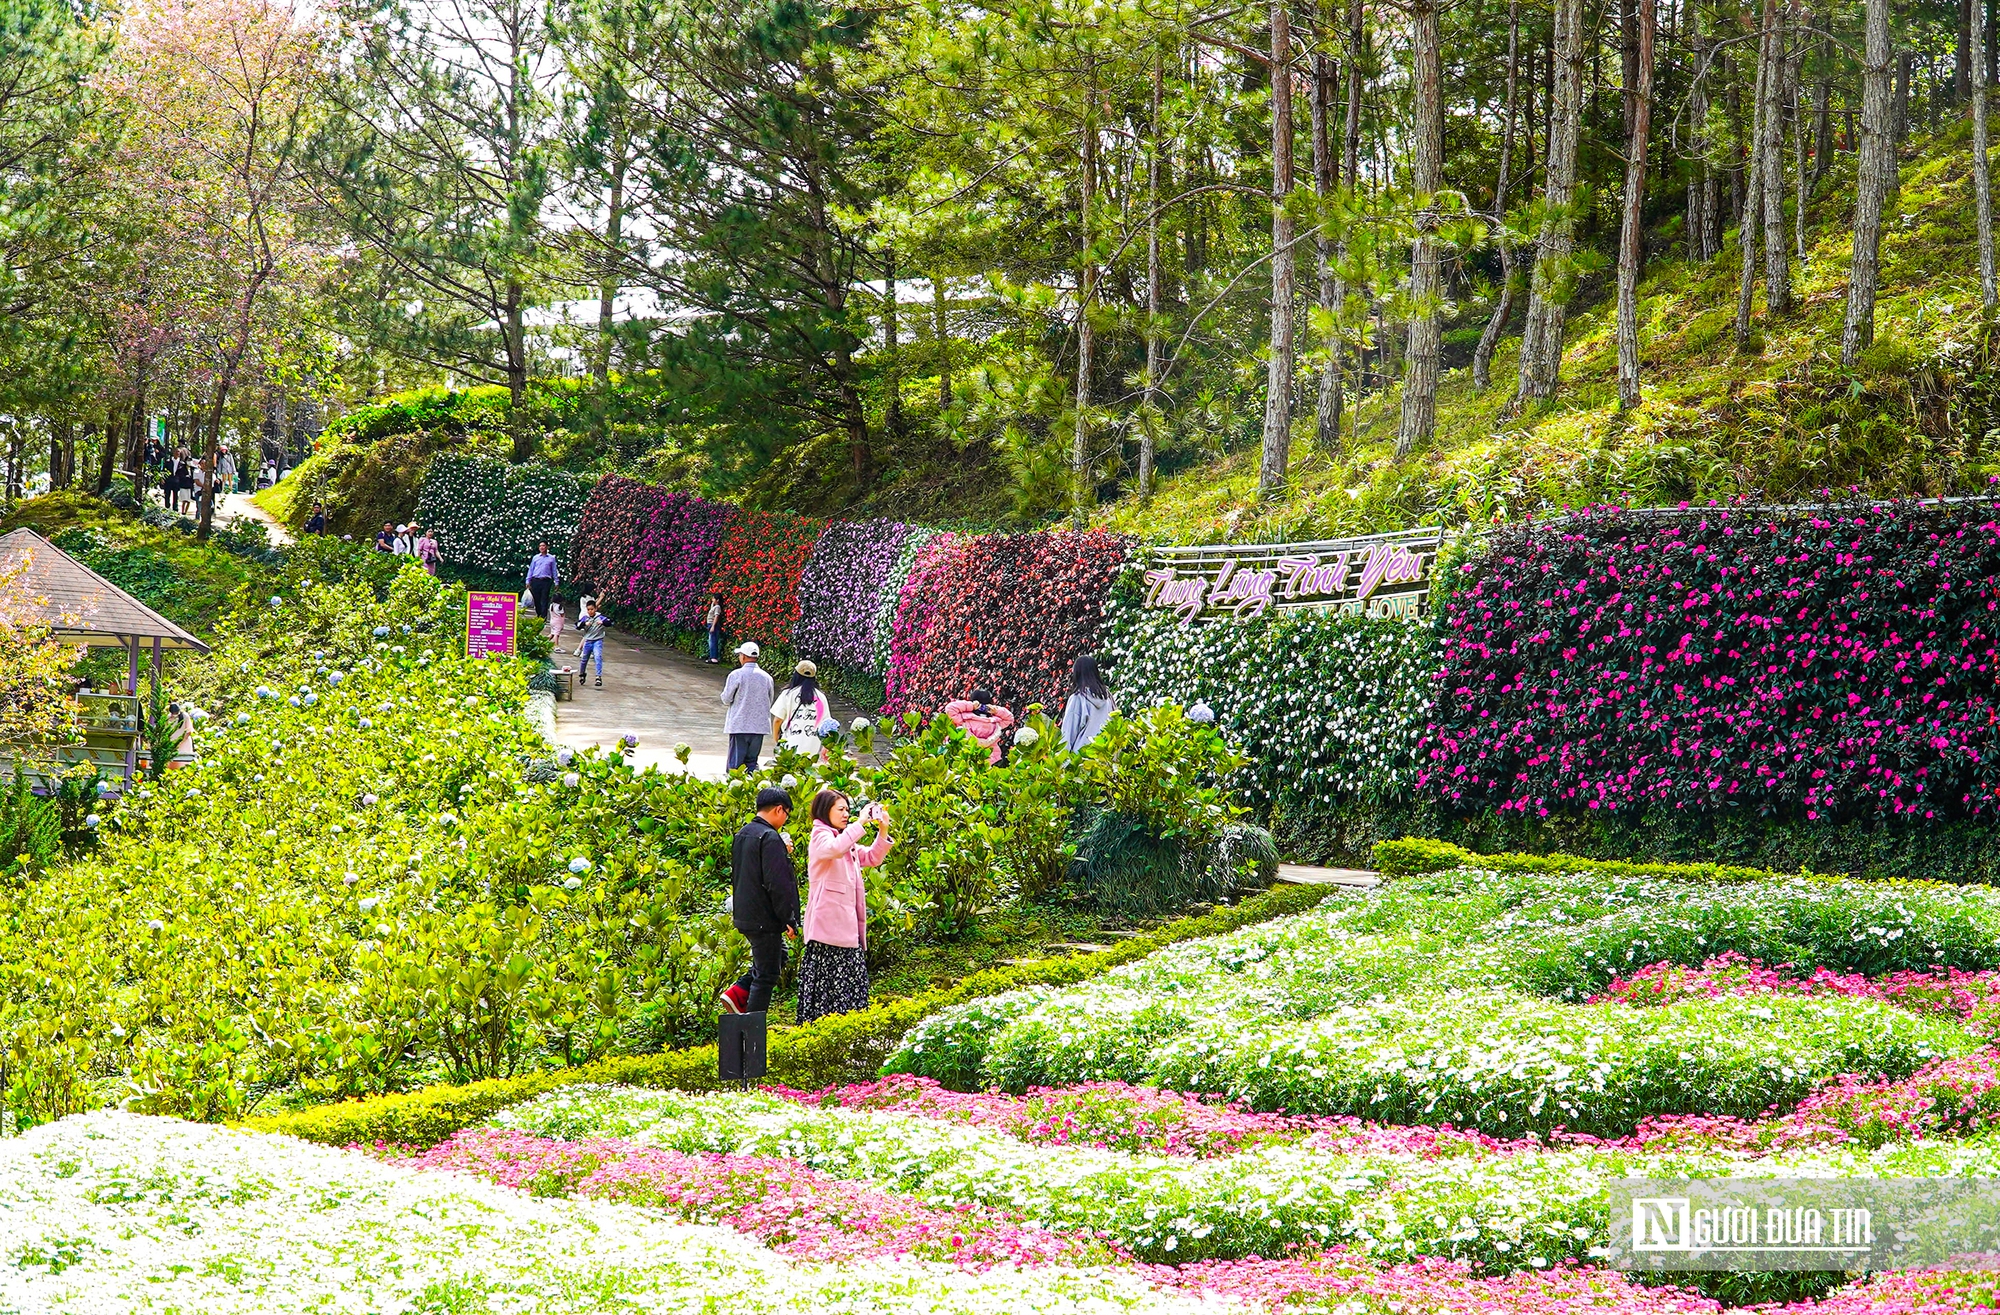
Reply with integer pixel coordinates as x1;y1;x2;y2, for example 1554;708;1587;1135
796;789;893;1022
944;687;1015;763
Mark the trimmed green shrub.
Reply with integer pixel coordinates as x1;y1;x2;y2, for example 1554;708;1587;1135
245;880;1335;1146
1369;836;1889;885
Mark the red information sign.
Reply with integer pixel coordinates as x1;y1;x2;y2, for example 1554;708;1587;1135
466;591;518;658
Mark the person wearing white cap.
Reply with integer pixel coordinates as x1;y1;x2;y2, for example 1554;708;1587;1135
391;524;413;555
770;660;831;760
720;641;775;771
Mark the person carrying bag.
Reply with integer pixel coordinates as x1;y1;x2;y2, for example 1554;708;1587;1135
795;789;892;1023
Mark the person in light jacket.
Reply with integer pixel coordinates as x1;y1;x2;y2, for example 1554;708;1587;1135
945;687;1014;763
719;641;775;771
1059;654;1116;752
796;789;892;1022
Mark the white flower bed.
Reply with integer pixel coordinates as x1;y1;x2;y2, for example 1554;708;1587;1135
0;1112;1222;1314
494;1084;2000;1271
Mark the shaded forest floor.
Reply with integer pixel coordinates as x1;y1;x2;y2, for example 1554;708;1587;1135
1097;115;2000;543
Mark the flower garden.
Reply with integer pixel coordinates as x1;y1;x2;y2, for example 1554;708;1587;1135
21;485;2000;1308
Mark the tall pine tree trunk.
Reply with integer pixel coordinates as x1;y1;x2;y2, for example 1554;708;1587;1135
1397;0;1444;456
1141;53;1164;500
1312;43;1341;449
1689;11;1712;260
1331;0;1364;426
1977;1;1997;309
883;246;902;438
1810;22;1834;194
1736;2;1771;354
1759;0;1793;315
935;277;952;409
1475;0;1522;389
1518;0;1586;401
1258;0;1297;500
1617;0;1656;409
1074;82;1098;523
1843;0;1896;365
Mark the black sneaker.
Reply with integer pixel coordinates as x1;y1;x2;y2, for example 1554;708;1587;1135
594;678;603;687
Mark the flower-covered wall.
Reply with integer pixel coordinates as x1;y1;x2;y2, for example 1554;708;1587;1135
1423;501;2000;829
415;453;596;580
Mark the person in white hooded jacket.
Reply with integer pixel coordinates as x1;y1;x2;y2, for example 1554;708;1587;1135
1059;654;1116;752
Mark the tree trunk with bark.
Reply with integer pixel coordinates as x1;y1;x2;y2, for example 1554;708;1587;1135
1977;0;1996;308
1517;0;1586;402
882;246;902;438
1257;0;1297;501
1736;2;1771;354
1142;53;1164;500
594;145;626;385
1475;0;1523;389
1311;44;1341;450
1397;0;1444;456
1074;81;1098;524
1617;0;1656;409
1688;12;1713;260
1759;0;1793;316
935;277;952;409
1843;0;1897;365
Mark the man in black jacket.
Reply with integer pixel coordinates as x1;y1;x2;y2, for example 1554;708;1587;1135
719;787;797;1014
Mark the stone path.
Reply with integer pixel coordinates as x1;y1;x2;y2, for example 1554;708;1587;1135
547;624;875;780
1275;863;1380;888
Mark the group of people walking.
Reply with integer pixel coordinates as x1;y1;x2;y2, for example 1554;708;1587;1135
145;443;238;517
372;520;442;574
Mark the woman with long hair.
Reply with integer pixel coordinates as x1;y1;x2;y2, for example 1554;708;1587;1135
1060;653;1116;752
796;788;892;1022
770;661;832;760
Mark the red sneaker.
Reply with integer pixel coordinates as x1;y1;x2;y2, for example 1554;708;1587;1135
718;984;749;1015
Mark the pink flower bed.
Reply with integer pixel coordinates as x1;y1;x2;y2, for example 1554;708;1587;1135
1597;953;2000;1020
387;1126;2000;1315
771;1074;1546;1159
388;1127;1119;1270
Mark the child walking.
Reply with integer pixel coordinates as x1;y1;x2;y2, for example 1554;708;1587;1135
575;598;607;688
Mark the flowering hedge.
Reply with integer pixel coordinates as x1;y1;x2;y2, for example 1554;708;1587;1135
1423;500;2000;825
1100;575;1436;812
793;519;914;674
565;475;667;605
414;453;597;579
707;511;826;648
884;532;964;713
875;527;938;673
623;493;737;626
890;530;1131;716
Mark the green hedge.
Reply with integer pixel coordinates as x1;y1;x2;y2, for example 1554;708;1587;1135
416;452;597;580
1369;837;1946;887
246;880;1335;1147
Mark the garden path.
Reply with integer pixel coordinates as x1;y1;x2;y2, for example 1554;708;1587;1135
217;491;294;545
549;625;876;781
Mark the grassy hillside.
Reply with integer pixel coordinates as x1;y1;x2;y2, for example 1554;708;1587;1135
1101;118;2000;544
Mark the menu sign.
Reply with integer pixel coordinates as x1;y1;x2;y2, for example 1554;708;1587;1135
1141;530;1441;624
466;591;518;658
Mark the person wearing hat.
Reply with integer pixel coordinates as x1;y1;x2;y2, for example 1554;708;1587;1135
392;524;414;555
770;660;832;761
719;641;775;771
718;786;798;1014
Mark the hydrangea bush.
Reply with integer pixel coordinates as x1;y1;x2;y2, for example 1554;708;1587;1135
414;453;597;579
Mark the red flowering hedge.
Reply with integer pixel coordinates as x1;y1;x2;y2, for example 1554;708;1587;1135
708;510;826;647
890;529;1132;717
1423;500;2000;825
566;475;667;606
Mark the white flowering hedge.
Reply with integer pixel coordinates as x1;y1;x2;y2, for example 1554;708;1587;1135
0;1112;1210;1313
1097;573;1436;812
886;868;2000;1135
415;452;597;579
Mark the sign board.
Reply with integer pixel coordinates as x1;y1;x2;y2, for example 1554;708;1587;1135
466;591;517;658
1140;529;1442;624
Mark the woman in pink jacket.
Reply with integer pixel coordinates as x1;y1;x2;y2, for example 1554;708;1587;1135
796;789;894;1022
944;687;1015;763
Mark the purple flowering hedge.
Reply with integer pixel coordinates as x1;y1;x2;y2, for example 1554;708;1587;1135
624;494;738;627
567;475;667;606
793;519;914;674
1422;501;2000;827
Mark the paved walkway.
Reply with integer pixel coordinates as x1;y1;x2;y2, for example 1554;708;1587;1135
548;624;875;780
218;491;294;545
